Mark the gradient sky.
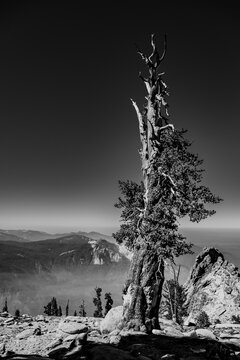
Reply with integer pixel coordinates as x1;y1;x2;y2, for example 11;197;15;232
0;2;239;234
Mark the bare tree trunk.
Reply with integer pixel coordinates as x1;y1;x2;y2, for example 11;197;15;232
121;35;175;332
166;280;175;322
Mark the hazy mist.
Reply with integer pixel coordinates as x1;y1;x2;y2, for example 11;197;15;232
0;265;128;316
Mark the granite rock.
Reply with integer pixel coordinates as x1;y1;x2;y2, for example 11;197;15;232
184;247;240;324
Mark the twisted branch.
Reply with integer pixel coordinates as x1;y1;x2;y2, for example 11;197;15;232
135;34;166;70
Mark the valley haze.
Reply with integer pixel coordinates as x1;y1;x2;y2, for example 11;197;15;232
0;227;240;316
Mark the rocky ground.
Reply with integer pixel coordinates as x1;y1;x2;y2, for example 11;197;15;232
2;247;240;359
1;311;240;360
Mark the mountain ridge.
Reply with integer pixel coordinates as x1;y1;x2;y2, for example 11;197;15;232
0;234;128;274
0;229;116;243
1;228;240;278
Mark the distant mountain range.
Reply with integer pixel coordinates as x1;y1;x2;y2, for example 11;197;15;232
0;228;240;278
0;234;128;274
0;230;129;316
0;229;115;243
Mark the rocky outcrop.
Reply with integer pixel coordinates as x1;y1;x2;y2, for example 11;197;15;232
184;247;240;324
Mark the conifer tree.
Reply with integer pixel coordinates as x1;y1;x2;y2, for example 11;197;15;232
51;297;58;316
2;297;8;313
93;287;103;317
43;297;59;316
79;299;87;317
104;292;113;316
58;306;62;317
114;34;222;331
65;299;69;317
43;301;52;316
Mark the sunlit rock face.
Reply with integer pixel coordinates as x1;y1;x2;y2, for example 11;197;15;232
89;239;124;265
184;247;240;324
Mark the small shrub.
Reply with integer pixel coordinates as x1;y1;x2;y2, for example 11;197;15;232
199;293;208;307
15;309;20;318
232;315;240;324
195;311;211;328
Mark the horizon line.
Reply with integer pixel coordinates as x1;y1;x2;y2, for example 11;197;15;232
1;225;240;236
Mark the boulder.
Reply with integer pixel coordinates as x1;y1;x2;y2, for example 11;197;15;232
16;326;41;339
182;330;198;338
152;329;164;335
46;338;63;350
58;320;88;334
4;317;15;324
0;312;9;317
64;332;88;344
195;328;216;340
88;329;101;337
163;326;183;337
22;314;32;320
184;247;240;323
100;306;123;334
63;334;77;342
109;334;121;344
35;315;45;322
119;330;147;337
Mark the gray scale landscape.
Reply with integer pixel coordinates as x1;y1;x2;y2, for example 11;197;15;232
1;229;240;359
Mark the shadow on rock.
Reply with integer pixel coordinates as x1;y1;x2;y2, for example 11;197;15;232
1;332;240;360
84;333;239;360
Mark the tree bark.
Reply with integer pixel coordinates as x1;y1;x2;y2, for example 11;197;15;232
122;244;164;332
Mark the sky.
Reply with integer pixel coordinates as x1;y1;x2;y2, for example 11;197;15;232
0;1;239;234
